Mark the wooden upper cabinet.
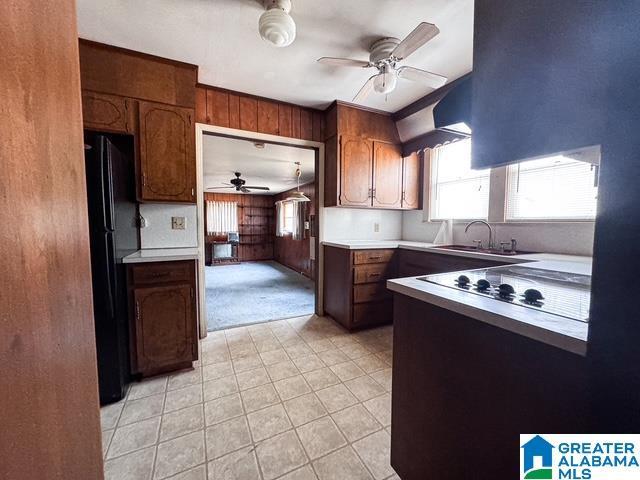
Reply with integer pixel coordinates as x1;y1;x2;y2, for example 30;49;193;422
278;104;293;138
138;100;195;203
257;100;279;135
82;91;134;134
372;141;403;209
300;109;313;140
402;152;422;209
340;135;373;207
133;284;194;375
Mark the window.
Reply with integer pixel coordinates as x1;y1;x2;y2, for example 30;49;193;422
283;201;294;233
429;138;490;220
506;155;598;221
206;200;238;234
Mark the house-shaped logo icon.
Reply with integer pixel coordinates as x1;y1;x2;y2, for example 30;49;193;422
521;435;554;479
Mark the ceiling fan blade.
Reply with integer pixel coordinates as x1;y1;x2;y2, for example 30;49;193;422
353;75;378;103
392;22;440;60
240;187;251;193
206;186;235;190
397;66;447;89
243;186;270;191
317;57;371;68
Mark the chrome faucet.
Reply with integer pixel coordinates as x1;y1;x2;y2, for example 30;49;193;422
464;220;495;250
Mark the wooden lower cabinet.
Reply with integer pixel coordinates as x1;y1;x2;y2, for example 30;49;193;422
128;260;198;377
323;246;511;330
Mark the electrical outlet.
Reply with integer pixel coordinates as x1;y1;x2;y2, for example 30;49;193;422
374;222;380;233
171;216;186;230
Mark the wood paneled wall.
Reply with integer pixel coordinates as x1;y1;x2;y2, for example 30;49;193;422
204;193;274;263
79;39;198;108
274;183;316;278
196;85;325;141
1;1;104;478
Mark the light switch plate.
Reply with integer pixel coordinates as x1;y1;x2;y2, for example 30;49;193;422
171;216;186;230
374;222;380;233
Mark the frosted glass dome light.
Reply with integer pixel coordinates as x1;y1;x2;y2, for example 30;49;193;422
373;66;397;94
259;0;296;48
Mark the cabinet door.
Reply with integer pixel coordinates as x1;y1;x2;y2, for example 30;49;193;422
339;135;373;207
372;141;403;209
402;152;422;209
133;284;194;375
82;90;133;134
138;101;195;203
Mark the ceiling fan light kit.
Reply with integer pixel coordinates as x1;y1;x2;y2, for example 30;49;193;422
317;22;448;102
259;0;296;48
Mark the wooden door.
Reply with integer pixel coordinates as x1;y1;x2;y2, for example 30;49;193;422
372;141;403;209
133;284;194;375
138;101;195;202
402;151;422;209
339;135;373;207
82;90;134;134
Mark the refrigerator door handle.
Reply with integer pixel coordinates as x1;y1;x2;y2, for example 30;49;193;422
104;232;116;321
99;137;116;231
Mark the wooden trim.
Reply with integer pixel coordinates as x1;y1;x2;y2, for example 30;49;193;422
401;129;469;157
332;100;394;116
79;38;198;70
392;73;472;121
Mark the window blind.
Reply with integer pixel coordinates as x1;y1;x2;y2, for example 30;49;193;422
206;200;238;234
506;155;598;220
429;139;490;220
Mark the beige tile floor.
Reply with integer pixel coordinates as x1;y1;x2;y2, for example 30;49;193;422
101;315;399;480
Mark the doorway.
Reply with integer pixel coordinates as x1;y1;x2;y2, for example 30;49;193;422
195;127;325;335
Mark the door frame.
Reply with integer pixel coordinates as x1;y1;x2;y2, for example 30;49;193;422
195;123;325;338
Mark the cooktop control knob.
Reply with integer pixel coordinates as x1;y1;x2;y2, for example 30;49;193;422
456;275;470;286
523;288;544;302
497;283;515;297
475;279;491;291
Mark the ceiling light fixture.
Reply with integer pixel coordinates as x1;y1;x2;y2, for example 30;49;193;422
259;0;296;48
285;162;310;202
253;142;266;149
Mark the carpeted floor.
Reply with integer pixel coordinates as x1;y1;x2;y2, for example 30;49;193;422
205;260;315;331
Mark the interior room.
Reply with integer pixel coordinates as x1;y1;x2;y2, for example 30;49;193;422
3;1;640;480
202;135;317;331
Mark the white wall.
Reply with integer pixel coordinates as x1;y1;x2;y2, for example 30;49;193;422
323;207;403;241
139;203;198;249
402;210;595;256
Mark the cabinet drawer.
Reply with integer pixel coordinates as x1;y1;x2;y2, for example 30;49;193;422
353;283;392;303
353;249;395;265
353;263;393;284
353;300;393;327
131;261;194;285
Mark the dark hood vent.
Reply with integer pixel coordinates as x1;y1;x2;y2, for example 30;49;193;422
433;76;472;135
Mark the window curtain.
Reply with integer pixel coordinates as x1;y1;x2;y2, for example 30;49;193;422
291;201;306;241
275;201;285;237
206;200;238;235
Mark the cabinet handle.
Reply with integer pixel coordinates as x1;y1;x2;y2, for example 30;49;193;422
369;272;381;277
191;188;195;197
369;256;382;260
150;271;170;278
135;301;141;322
142;173;147;186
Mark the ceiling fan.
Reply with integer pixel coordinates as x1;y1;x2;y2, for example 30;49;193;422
206;172;270;193
317;22;447;102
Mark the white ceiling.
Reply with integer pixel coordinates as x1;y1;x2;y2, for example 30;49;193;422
203;135;315;195
76;0;473;112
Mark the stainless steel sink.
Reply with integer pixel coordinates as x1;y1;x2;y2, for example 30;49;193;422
431;244;536;256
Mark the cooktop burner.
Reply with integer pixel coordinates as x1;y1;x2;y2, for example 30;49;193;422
418;265;591;322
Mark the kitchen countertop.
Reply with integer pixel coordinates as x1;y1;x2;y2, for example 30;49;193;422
321;239;591;265
322;239;591;355
122;248;199;264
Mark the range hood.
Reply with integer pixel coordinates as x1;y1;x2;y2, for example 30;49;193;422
433;76;472;136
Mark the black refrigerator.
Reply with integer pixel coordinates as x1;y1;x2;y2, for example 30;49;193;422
84;133;139;405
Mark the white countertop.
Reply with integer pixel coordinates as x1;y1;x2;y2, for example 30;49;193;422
323;239;591;356
122;248;199;264
322;239;591;266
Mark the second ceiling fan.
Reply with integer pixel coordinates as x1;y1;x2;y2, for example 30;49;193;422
317;22;447;102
